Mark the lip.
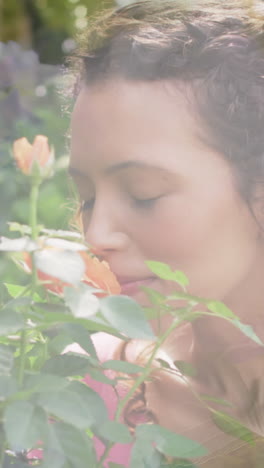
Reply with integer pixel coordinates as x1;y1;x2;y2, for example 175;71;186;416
117;277;156;296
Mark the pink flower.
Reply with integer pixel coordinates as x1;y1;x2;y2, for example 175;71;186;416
12;135;54;176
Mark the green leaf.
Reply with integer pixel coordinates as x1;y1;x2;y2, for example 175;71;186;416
232;320;263;346
63;323;98;359
68;380;108;426
37;390;94;430
42;422;96;468
207;301;236;319
37;381;107;430
0;345;14;375
97;421;133;444
167;291;205;305
4;283;28;299
130;439;162;468
34;303;70;314
100;295;154;339
174;361;197;378
40;424;66;468
0;375;17;400
141;286;166;305
88;367;117;386
5;297;33;309
212;411;255;444
8;222;32;235
4;401;48;451
48;332;75;355
34;249;85;285
103;360;144;374
23;373;69;394
41;354;92;377
135;424;207;458
146;262;189;287
0;308;24;335
64;285;99;318
33;305;124;336
26;342;48;372
156;358;172;370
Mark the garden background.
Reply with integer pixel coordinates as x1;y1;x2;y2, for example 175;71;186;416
0;0;129;296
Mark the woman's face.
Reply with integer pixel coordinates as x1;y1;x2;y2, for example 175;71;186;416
70;80;261;306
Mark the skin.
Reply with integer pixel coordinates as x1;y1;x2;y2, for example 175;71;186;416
70;79;264;310
70;80;264;453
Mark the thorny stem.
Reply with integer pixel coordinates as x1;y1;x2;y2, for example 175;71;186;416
97;314;187;468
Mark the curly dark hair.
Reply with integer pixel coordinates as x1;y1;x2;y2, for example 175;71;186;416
70;0;264;211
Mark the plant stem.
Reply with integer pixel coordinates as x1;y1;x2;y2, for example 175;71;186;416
116;317;184;421
30;180;40;241
18;180;40;389
97;316;186;468
30;180;40;289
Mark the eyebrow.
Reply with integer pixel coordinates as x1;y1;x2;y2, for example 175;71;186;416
68;160;166;177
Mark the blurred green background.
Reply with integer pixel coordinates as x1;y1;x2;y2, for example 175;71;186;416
0;0;129;289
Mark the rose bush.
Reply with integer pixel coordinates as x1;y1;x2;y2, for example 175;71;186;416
13;135;54;177
23;249;121;296
0;135;260;468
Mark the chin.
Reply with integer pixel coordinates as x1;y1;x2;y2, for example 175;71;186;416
124;289;153;307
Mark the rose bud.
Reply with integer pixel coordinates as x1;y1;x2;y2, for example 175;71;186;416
13;135;54;177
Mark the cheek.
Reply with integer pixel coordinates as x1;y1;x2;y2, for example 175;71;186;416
134;193;259;298
133;194;211;259
147;190;256;255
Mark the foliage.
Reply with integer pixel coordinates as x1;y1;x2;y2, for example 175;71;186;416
0;41;74;301
0;0;114;64
0;134;262;467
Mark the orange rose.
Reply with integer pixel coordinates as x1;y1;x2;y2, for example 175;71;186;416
13;135;54;176
80;251;121;295
24;250;120;296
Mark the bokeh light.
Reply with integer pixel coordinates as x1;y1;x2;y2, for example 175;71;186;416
75;18;88;29
74;5;87;17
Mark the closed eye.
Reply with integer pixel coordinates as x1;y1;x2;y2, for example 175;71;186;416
132;195;162;208
80;194;162;212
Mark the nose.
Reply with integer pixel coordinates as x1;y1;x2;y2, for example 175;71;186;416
84;198;129;258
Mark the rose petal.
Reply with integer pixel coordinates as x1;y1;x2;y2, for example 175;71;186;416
32;135;52;167
13;137;33;174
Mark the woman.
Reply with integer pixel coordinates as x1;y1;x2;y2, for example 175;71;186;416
69;1;264;466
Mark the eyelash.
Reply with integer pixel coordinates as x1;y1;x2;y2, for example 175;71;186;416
131;196;161;208
80;195;161;213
